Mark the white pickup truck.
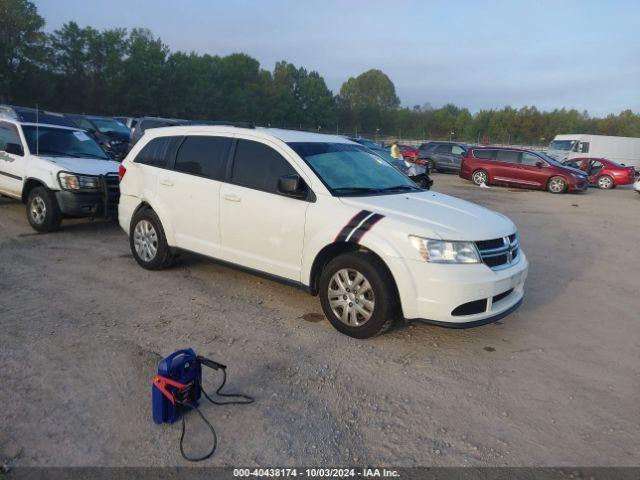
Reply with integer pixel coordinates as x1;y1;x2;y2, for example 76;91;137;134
0;117;120;232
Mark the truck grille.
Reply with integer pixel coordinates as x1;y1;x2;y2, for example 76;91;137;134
476;233;519;270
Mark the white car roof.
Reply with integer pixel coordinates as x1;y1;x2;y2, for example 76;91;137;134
144;125;355;144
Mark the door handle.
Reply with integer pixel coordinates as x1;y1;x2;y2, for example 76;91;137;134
223;194;241;202
159;179;174;186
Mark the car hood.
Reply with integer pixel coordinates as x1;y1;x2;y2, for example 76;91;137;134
339;190;516;241
37;155;120;175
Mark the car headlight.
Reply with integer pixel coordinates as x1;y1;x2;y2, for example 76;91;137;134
409;236;481;264
58;172;99;191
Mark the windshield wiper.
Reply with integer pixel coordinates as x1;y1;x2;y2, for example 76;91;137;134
332;187;381;193
375;185;420;192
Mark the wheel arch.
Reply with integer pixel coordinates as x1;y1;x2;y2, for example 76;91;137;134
308;241;401;308
128;199;177;245
21;178;48;203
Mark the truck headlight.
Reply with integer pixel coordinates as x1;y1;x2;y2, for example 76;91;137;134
409;236;481;264
58;172;99;191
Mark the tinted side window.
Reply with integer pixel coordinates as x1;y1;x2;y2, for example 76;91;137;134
521;153;542;166
579;142;590;153
231;139;297;193
175;135;232;180
496;150;521;163
0;122;21;150
134;136;181;168
474;149;496;160
435;144;451;154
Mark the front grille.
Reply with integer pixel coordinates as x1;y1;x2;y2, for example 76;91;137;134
476;233;519;270
452;298;488;316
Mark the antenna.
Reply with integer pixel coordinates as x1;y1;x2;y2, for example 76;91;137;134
36;104;39;155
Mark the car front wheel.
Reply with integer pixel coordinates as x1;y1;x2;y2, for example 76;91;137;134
26;186;62;232
547;176;567;194
319;251;398;338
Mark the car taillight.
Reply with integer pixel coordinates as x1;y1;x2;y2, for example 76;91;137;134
118;163;127;181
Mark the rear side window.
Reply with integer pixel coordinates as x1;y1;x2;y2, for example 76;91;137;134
231;139;297;193
496;150;521;163
134;136;181;168
435;144;451;154
473;149;496;160
0;122;21;151
174;136;232;180
452;145;466;155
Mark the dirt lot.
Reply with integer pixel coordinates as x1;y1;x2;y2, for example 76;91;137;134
1;174;638;468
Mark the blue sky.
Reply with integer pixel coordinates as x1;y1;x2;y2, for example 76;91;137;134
35;0;640;116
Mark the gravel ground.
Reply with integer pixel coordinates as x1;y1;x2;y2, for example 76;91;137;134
1;174;638;468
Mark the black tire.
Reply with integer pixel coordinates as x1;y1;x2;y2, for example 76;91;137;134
471;169;489;186
129;208;174;270
547;176;567;194
597;175;614;189
428;159;437;174
26;186;62;232
319;251;399;339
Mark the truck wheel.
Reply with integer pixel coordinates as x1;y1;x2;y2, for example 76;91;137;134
26;186;62;232
319;251;399;339
130;209;174;270
472;169;489;186
547;176;567;194
597;175;614;189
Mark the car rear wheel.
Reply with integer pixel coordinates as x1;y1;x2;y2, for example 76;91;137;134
130;209;174;270
547;176;567;194
319;251;398;338
472;169;489;186
26;186;62;233
597;175;614;189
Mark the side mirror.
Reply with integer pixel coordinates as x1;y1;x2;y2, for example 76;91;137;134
535;161;544;168
4;142;24;156
277;174;307;198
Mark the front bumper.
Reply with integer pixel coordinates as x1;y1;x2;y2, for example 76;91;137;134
54;175;120;219
568;178;588;192
387;251;529;326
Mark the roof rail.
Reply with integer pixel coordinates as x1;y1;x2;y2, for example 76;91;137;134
186;120;255;129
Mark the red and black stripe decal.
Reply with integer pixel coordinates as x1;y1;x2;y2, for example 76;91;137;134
348;213;384;243
335;210;385;244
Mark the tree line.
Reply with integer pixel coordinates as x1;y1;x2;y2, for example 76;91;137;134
1;0;639;145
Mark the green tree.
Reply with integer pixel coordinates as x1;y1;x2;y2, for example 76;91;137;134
0;0;46;103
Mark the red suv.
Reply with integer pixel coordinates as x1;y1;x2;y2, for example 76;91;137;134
562;157;636;189
460;147;589;193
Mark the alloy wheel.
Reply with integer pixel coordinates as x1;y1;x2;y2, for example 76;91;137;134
598;176;613;189
473;171;488;185
549;177;566;193
30;196;47;224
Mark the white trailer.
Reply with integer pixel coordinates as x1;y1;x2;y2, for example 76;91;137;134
547;134;640;171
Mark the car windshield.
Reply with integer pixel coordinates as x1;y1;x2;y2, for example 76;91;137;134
549;140;576;151
535;151;570;167
288;142;419;196
23;126;110;159
90;118;129;135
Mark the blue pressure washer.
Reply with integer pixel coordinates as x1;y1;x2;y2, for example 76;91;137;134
152;348;253;461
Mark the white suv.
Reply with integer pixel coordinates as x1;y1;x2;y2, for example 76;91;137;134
0;117;120;232
118;125;528;338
